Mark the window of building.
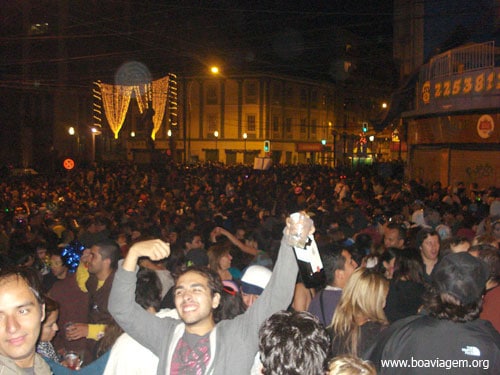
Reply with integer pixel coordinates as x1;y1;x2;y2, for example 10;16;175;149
286;87;293;104
300;88;307;107
311;119;317;135
29;23;49;35
207;114;218;133
300;118;306;133
245;82;257;104
272;83;281;104
206;84;218;105
285;118;292;133
344;61;353;73
311;90;318;108
272;116;279;133
247;114;256;132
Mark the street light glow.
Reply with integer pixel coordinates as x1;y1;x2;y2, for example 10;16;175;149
167;129;172;137
210;66;219;75
382;102;388;109
243;132;247;140
68;127;75;136
214;130;219;138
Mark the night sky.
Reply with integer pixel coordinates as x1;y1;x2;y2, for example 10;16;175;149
0;1;393;82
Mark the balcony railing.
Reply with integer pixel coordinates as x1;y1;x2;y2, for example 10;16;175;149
420;41;496;81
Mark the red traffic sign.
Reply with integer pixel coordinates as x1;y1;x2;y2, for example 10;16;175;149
63;158;75;170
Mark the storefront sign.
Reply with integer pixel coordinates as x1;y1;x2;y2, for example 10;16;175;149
477;115;494;139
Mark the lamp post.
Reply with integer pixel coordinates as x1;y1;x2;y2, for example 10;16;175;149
91;127;102;163
243;132;247;163
68;126;78;158
168;129;175;159
213;130;219;161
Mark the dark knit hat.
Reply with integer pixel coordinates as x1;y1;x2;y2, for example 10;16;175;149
185;248;209;267
431;252;489;304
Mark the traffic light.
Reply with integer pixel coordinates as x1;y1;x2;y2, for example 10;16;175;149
264;140;270;152
362;122;368;133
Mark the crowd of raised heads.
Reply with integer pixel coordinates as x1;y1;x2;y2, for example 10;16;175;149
0;161;498;374
0;162;498;261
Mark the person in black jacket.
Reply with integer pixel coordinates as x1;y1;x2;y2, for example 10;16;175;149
365;252;500;374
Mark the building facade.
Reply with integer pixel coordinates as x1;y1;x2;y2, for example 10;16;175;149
170;73;342;165
403;41;499;187
391;1;499;187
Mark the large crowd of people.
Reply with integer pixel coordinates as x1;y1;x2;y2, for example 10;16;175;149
0;161;498;374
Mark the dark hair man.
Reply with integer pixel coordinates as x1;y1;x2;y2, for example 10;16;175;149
66;240;120;359
383;222;406;250
366;252;500;374
109;227;298;374
0;266;51;373
415;228;440;281
308;245;358;326
470;244;500;332
180;230;204;255
258;310;330;375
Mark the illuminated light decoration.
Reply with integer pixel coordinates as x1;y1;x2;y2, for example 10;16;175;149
60;240;86;273
93;81;103;128
133;83;150;114
168;73;178;128
150;76;170;140
100;75;171;140
101;83;133;138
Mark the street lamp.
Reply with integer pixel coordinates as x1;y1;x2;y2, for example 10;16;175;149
243;132;248;163
214;130;219;149
68;126;80;158
91;127;102;163
210;66;220;75
213;130;219;161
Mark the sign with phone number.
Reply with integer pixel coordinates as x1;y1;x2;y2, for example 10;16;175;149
422;68;500;104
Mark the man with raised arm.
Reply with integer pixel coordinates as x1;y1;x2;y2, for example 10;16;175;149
109;215;304;375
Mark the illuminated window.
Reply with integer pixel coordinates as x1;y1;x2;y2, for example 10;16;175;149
344;61;352;73
29;23;49;35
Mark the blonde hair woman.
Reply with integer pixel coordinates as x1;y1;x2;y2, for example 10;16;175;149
328;355;376;375
329;267;389;357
